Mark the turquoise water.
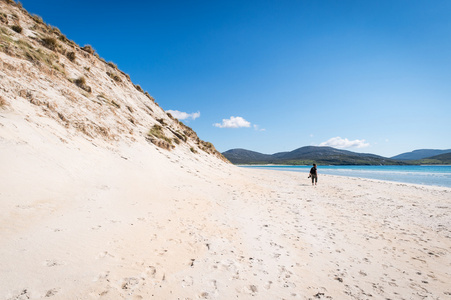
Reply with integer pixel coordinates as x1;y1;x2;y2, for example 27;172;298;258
242;165;451;188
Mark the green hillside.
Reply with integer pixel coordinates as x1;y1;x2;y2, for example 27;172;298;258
223;146;406;165
415;152;451;165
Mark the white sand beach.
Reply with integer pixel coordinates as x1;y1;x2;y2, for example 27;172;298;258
1;2;450;298
1;119;450;299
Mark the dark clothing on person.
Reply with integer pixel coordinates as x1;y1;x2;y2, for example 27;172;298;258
309;166;317;185
309;166;317;176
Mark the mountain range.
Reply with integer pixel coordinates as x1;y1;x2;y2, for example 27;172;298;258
391;149;451;160
222;147;451;165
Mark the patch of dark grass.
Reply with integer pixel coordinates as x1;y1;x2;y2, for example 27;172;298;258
156;118;167;126
0;12;7;24
11;25;22;33
134;84;143;92
15;39;58;69
50;26;61;35
106;71;122;83
171;129;187;142
81;44;95;54
97;94;120;108
31;14;45;25
58;34;75;46
0;28;13;51
66;51;75;62
148;124;173;145
0;95;7;107
107;61;117;69
74;76;86;87
111;100;121;109
73;76;92;93
144;91;154;101
41;36;57;51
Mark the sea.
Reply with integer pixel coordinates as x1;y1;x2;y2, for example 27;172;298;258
242;165;451;188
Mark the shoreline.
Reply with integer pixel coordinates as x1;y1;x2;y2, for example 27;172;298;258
241;165;451;188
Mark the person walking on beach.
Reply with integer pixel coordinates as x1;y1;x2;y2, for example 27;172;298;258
309;163;318;186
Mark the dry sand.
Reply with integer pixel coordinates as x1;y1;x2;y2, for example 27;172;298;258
1;113;450;300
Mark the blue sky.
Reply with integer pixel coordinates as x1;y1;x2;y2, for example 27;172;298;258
18;0;451;157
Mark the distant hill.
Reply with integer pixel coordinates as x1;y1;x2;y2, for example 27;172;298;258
415;152;451;165
221;149;273;165
391;149;451;160
223;146;404;165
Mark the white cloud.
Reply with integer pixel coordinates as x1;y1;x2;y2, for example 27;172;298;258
167;110;200;121
319;136;370;149
213;116;251;128
253;124;266;131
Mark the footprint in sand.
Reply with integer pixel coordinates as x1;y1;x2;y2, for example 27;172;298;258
9;289;30;300
249;285;258;293
96;251;114;259
236;284;259;296
44;288;60;297
121;277;139;290
181;276;194;287
93;272;110;287
263;281;273;290
45;260;65;267
141;265;157;279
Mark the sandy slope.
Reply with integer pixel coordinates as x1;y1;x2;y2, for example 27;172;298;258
1;114;450;300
